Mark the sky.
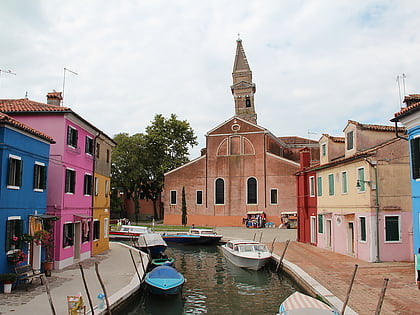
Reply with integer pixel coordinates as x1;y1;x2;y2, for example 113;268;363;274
1;1;420;158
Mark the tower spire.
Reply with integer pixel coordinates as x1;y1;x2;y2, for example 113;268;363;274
231;38;257;124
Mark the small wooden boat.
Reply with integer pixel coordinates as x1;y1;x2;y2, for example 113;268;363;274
151;257;176;267
278;291;339;315
109;225;150;240
135;233;167;258
221;239;272;270
145;266;185;295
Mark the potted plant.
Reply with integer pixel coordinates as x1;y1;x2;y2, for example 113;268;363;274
0;273;17;293
33;230;54;276
7;249;27;265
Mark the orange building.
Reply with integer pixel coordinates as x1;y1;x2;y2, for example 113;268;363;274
163;39;318;227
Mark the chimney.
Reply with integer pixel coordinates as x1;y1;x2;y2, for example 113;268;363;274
299;147;311;170
46;91;63;106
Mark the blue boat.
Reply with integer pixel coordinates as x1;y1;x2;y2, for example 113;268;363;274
145;266;185;295
161;232;202;244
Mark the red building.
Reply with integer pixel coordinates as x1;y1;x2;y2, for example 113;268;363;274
163;39;318;227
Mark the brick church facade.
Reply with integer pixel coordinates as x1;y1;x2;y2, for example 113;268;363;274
163;39;318;227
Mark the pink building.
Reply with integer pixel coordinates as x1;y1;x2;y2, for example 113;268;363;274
0;92;101;269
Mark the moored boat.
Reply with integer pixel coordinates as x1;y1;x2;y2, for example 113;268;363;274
189;228;223;244
135;233;168;258
145;265;185;295
221;239;272;270
151;257;176;268
162;228;223;245
109;225;150;240
277;291;339;315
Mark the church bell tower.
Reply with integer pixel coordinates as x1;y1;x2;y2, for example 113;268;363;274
231;38;257;124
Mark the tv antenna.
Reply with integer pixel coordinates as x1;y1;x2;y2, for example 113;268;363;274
396;73;406;108
0;69;16;90
62;67;78;106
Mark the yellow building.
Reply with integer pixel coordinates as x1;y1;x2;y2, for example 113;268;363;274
93;133;116;255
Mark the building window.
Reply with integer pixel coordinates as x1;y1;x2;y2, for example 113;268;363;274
385;216;400;242
6;219;23;251
321;143;326;156
245;96;251;107
341;171;348;194
65;169;76;194
247;177;257;204
328;174;334;196
309;176;315;197
360;217;366;242
93;220;100;240
63;223;74;247
270;189;278;204
7;155;22;188
317;176;323;196
84;174;93;196
96;143;100;158
67;125;78;148
215;178;224;204
94;177;99;196
33;162;47;191
85;136;94;155
105;180;109;197
170;190;177;205
346;131;354;150
410;137;420;179
196;190;203;205
106;149;110;163
318;215;323;234
357;168;366;192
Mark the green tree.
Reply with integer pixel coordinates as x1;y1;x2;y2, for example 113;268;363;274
181;186;187;226
111;114;197;220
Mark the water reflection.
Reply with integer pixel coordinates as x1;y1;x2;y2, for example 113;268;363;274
115;244;299;315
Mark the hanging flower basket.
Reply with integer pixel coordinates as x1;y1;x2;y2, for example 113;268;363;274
7;249;27;265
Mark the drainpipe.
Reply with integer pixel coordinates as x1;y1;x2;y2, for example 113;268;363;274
394;121;408;141
366;159;381;262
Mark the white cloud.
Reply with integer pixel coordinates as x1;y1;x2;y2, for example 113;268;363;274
1;0;419;157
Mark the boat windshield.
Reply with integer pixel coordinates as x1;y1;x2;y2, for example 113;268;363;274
236;244;268;253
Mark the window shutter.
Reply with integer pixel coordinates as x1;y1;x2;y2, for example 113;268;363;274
16;159;22;186
41;166;46;189
7;157;13;186
67;126;72;145
411;138;420;179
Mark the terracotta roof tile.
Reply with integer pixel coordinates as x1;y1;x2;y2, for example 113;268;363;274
348;120;405;132
0;98;71;113
0;112;55;143
322;134;345;143
279;136;318;145
393;101;420;120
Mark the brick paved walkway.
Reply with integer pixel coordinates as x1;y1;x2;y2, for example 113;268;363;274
273;241;419;315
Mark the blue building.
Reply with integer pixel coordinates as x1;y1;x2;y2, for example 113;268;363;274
0;113;54;274
391;94;420;256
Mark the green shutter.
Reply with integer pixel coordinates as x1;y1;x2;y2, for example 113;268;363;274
318;215;323;233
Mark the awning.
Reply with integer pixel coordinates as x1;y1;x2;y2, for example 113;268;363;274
281;211;297;215
74;215;93;220
31;214;59;220
247;211;264;215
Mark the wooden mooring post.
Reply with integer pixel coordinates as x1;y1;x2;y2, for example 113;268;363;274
340;264;358;315
129;249;143;283
95;262;112;315
79;263;95;314
270;237;277;253
276;239;290;272
374;278;389;315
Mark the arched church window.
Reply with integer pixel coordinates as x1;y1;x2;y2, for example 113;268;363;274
247;177;257;204
215;178;224;204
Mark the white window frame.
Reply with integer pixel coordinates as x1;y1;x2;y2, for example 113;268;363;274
357;167;366;192
309;176;315;197
384;215;401;243
7;154;22;190
170;190;177;205
359;216;367;243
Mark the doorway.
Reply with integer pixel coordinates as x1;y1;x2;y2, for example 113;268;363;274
348;222;355;254
326;220;332;248
74;222;81;260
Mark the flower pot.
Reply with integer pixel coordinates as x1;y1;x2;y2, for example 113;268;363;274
44;261;53;277
3;283;12;294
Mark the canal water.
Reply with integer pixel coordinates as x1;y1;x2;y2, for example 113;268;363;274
115;244;302;315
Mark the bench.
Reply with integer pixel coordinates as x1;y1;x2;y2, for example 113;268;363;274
14;264;44;290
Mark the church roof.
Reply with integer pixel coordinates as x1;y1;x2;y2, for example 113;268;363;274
232;39;251;73
279;136;318;145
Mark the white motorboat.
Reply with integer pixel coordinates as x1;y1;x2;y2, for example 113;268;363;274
109;225;150;240
188;228;223;244
278;291;339;315
221;239;272;270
